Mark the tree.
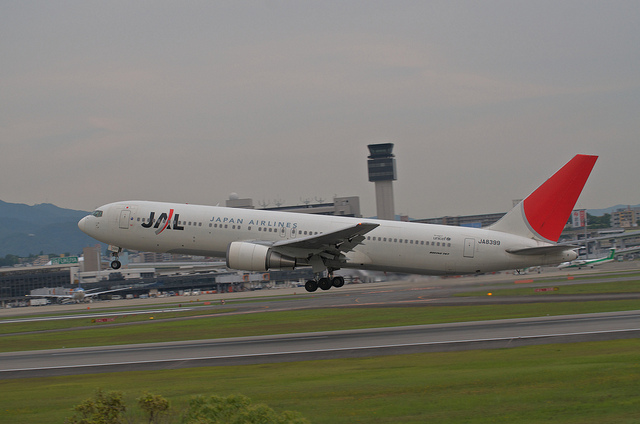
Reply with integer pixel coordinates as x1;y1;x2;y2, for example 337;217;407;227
65;389;126;424
0;254;19;267
587;213;611;229
137;392;170;424
183;394;309;424
66;391;309;424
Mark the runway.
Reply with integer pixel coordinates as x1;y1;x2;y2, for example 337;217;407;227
1;310;639;379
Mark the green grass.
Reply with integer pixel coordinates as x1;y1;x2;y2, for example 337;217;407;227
1;299;639;352
0;306;234;334
458;279;640;297
2;339;639;423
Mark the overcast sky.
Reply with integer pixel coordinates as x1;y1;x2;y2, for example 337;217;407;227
2;1;639;217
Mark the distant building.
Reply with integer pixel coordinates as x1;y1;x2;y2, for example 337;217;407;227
82;246;101;272
31;255;50;266
414;212;505;228
225;193;254;209
0;265;74;301
612;206;639;228
138;252;173;263
227;195;361;217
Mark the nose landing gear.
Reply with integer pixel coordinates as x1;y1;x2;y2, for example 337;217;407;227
109;246;122;270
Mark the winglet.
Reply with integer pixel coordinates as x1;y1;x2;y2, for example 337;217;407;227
489;155;598;243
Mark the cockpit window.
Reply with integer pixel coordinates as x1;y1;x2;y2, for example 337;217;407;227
92;210;103;218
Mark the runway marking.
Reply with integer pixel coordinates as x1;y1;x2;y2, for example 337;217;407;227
405;287;441;291
354;298;440;305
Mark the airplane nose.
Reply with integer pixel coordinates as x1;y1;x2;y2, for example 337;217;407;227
78;216;87;233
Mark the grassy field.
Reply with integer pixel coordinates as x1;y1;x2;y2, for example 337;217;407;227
2;339;639;423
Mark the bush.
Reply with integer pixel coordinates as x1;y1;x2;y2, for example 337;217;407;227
183;394;309;424
65;390;308;424
65;389;126;424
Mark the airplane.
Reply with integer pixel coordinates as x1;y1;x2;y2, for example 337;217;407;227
558;248;616;270
27;282;128;303
78;154;598;293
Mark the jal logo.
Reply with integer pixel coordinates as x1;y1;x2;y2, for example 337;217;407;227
141;209;185;235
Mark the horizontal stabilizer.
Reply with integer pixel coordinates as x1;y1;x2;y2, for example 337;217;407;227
507;245;576;256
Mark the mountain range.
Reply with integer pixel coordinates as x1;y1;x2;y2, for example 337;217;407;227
0;200;98;257
584;204;640;216
0;199;636;258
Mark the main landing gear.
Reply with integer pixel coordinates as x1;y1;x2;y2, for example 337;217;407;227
110;246;122;270
304;274;345;293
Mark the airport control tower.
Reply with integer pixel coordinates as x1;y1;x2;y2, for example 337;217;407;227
367;143;397;220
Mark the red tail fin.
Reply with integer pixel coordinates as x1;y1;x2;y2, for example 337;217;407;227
523;154;598;242
489;155;598;243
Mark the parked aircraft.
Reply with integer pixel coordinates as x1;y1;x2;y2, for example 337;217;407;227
558;248;616;269
78;154;597;292
27;283;128;303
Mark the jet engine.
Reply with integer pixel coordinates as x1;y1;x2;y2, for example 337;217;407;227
226;241;297;271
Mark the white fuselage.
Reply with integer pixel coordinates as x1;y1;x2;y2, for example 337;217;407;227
79;201;577;275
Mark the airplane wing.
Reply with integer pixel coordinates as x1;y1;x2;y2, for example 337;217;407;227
241;221;378;265
27;287;130;299
83;287;131;297
272;222;379;257
26;293;74;299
